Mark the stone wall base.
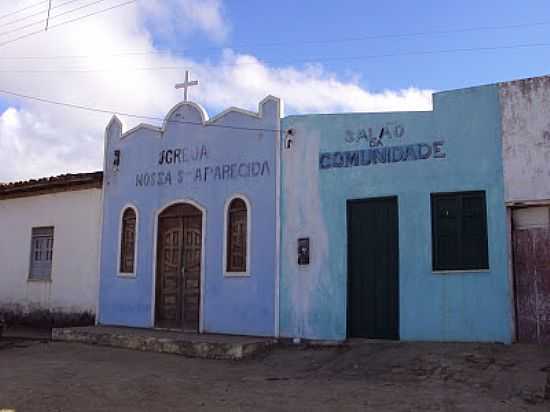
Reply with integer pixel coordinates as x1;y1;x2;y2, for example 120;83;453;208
0;305;95;329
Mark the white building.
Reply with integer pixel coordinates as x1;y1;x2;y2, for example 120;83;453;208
0;172;102;327
500;76;550;344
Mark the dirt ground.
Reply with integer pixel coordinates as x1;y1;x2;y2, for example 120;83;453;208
0;338;549;411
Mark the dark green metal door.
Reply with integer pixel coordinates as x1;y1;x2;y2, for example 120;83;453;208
347;197;399;339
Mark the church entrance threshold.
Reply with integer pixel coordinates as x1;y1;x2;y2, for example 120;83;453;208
53;326;276;360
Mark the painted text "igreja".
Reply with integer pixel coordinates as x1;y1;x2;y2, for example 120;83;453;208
158;144;208;165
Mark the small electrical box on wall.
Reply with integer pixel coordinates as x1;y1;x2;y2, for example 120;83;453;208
297;238;310;265
113;149;121;171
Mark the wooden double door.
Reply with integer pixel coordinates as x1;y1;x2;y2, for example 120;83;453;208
156;203;202;331
347;197;399;339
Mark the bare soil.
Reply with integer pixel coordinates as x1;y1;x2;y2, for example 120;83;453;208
1;338;549;411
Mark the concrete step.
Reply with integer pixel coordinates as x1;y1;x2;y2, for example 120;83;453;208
52;326;276;360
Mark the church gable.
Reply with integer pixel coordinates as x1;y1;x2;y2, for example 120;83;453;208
105;96;281;144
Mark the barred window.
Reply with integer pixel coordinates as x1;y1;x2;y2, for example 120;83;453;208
120;208;137;273
29;227;54;279
226;198;248;273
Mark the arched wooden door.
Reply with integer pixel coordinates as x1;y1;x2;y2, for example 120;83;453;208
156;203;202;331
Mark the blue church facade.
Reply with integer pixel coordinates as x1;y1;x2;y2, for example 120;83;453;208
98;95;281;336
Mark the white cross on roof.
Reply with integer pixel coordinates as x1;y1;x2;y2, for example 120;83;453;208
175;70;199;102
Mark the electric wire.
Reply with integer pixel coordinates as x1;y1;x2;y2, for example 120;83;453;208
1;18;550;60
2;4;51;29
0;0;88;29
0;1;48;21
0;0;137;48
1;41;550;73
0;88;281;133
0;0;119;38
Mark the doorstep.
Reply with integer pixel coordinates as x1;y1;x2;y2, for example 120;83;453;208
52;325;276;360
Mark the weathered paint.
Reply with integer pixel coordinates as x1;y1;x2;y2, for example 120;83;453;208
0;189;101;319
500;76;550;203
512;206;550;344
500;76;550;344
98;97;281;337
280;85;512;343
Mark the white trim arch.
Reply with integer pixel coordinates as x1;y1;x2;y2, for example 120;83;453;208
223;194;252;277
117;204;139;278
150;198;207;332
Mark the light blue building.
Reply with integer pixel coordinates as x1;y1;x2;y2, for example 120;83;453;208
279;84;513;343
98;83;281;336
96;75;548;344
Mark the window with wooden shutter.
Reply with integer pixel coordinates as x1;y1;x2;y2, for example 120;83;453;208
431;191;489;271
226;198;248;273
29;227;54;280
120;208;137;273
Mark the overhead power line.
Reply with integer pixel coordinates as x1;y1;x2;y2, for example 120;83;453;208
0;0;48;21
0;4;50;28
0;0;137;48
0;0;87;29
0;88;281;133
1;41;550;73
0;0;117;38
1;18;550;60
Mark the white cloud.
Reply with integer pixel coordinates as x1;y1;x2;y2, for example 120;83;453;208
0;1;433;182
138;0;229;42
0;108;100;181
190;53;433;113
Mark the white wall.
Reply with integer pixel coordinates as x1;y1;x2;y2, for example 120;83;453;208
500;76;550;203
513;206;550;229
0;188;102;315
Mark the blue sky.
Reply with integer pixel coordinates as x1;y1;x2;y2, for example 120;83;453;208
152;0;550;93
0;0;549;181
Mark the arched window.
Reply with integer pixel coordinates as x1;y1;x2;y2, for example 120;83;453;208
226;198;248;273
120;207;137;274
